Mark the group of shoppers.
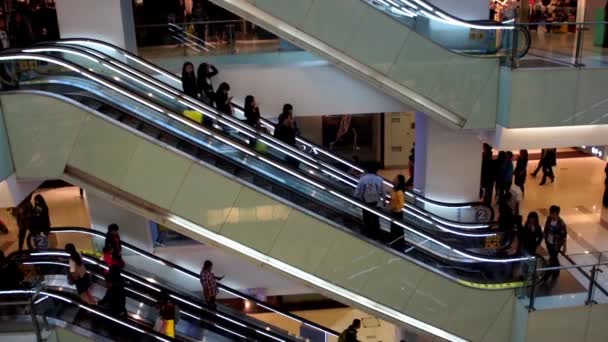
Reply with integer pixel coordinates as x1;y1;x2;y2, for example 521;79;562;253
481;146;557;206
14;193;50;251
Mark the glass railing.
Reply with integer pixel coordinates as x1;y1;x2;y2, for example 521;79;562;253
44;227;338;341
364;0;530;58
522;251;608;312
0;53;533;288
0;288;182;341
512;21;608;68
135;19;285;59
7;251;297;341
48;38;497;227
17;45;502;249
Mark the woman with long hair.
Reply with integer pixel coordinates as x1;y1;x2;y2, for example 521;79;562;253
214;82;232;115
243;95;261;129
65;243;96;305
181;62;197;99
31;194;50;249
519;211;543;256
197;62;218;105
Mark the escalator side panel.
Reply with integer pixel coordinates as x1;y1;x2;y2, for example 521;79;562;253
1;92;513;342
1;94;87;180
212;0;499;129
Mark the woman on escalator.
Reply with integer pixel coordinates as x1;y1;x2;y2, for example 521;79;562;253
243;95;261;129
99;266;127;317
181;62;198;99
66;243;96;305
197;62;218;106
214;82;233;116
388;175;407;250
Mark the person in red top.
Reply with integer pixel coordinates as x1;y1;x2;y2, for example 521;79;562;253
199;260;223;310
104;224;122;256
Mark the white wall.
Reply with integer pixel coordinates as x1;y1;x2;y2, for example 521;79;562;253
55;0;137;52
0;174;41;208
384;112;415;168
151;53;410;116
414;113;482;203
428;0;490;20
86;192;153;252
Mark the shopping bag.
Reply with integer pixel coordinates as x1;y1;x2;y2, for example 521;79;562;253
183;110;203;124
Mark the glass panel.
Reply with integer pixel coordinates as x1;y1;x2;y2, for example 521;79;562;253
2;55;532;289
52;39;497;226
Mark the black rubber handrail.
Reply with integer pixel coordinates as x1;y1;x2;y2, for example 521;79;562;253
46;38;496;224
47;227;339;337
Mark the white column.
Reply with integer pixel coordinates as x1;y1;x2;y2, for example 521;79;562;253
55;0;137;53
414;113;482;203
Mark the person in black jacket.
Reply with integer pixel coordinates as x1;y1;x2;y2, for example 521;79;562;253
197;62;218;105
243;95;261;129
339;319;361;342
100;266;127;317
181;62;198;99
519;211;543;256
539;148;556;185
274;110;297;146
214;82;232;115
514;149;528;195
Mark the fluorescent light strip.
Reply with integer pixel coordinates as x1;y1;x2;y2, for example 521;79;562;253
34;295;49;305
329;190;393;222
258;139;319;170
399;0;418;9
166;214;467;341
170;294;203;310
23;47;100;63
126;287;157;302
412;0;433;11
101;62;176;100
255;329;285;342
178;310;201;320
215;324;247;339
217;313;247;328
258;156;326;190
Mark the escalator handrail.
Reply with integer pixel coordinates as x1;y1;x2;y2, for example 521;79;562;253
16;249;303;342
2;71;516;269
2;50;506;259
45;227;340;337
1;78;519;268
0;288;181;342
45;38;496;226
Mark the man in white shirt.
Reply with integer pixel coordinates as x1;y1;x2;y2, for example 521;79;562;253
354;162;384;240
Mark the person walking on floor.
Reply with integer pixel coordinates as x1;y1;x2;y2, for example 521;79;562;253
181;62;198;99
197;62;218;105
542;205;567;283
354;162;384;240
514;149;528;195
65;243;96;305
388;175;407;249
338;319;361;342
539;148;557;185
531;148;546;177
200;260;224;311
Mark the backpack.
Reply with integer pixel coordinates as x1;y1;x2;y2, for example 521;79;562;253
362;181;381;204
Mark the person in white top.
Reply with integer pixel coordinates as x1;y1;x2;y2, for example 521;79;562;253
353;162;385;240
66;243;96;305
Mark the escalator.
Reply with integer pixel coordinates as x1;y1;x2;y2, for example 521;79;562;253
35;39;496;229
205;0;530;130
0;54;532;341
8;46;504;252
3;250;317;341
